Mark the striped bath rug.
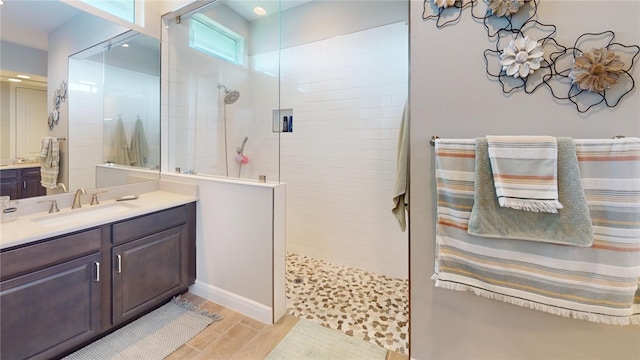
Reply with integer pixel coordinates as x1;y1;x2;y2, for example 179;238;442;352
64;297;222;360
266;319;387;360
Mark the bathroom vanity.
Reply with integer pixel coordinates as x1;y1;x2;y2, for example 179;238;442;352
0;190;196;360
0;166;46;200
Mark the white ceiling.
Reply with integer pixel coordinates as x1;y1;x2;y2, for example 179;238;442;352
0;0;312;52
0;0;82;51
225;0;312;22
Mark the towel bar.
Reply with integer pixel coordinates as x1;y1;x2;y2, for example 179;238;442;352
429;135;626;146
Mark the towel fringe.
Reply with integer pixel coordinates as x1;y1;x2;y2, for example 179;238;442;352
433;278;640;326
498;198;563;213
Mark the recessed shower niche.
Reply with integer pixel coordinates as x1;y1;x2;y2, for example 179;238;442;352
273;108;293;133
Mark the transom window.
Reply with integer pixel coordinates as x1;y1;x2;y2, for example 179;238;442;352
81;0;136;24
189;14;245;66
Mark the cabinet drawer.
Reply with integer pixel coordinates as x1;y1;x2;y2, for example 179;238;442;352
112;205;188;245
21;167;41;177
0;228;102;281
0;169;18;180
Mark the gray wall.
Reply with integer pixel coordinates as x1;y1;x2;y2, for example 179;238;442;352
409;1;640;359
0;41;47;76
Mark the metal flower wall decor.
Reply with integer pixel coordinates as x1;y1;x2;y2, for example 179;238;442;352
500;36;543;78
48;81;67;130
421;0;640;113
569;48;624;92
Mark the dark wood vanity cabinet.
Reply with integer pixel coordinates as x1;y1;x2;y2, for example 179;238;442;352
112;204;195;325
0;228;103;360
20;167;47;198
0;167;46;200
0;169;20;200
0;202;196;360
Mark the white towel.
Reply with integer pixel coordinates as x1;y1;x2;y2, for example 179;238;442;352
40;137;60;188
391;101;409;231
111;117;131;166
487;135;563;213
129;117;149;167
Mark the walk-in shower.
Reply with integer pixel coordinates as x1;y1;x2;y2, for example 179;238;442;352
164;0;408;353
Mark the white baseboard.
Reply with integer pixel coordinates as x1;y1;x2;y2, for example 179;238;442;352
190;280;273;324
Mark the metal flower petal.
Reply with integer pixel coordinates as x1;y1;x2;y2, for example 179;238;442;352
434;0;457;9
486;0;526;17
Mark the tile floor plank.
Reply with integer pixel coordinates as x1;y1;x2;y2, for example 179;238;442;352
193;323;258;360
231;314;299;360
186;307;245;350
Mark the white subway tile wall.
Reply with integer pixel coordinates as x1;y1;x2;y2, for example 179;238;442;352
271;22;408;279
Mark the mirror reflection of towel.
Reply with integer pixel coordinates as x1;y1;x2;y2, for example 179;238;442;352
129;117;149;167
111;117;131;166
40;136;60;188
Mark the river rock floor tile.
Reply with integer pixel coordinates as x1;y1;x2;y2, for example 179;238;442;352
286;252;408;354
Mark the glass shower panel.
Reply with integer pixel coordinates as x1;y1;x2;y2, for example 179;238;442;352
102;32;161;170
165;0;281;182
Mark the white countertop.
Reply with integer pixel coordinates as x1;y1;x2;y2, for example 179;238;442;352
0;190;197;250
0;163;40;170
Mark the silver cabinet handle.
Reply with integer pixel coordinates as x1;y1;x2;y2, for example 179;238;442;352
116;255;122;274
95;262;100;282
23;181;26;189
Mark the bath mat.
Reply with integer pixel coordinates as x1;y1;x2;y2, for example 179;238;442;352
63;297;222;360
265;319;387;360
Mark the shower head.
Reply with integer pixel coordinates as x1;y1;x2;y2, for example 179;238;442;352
218;83;240;104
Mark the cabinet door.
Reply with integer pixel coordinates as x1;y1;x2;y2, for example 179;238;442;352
20;167;46;198
0;253;102;360
112;225;185;325
0;170;19;200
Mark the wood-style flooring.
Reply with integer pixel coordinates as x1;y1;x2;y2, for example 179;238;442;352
166;292;407;360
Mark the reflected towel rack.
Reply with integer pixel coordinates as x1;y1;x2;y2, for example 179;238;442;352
429;135;626;146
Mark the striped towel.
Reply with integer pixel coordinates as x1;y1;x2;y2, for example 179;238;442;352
40;137;60;188
433;137;640;325
487;135;563;213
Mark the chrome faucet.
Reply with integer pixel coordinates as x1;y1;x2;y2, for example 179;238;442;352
57;183;68;193
72;188;86;209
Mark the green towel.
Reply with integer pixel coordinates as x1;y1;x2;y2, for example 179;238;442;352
468;137;594;246
391;101;409;232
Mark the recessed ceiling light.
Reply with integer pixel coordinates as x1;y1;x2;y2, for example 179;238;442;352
16;74;31;79
122;43;129;48
253;6;266;16
8;78;22;83
0;1;4;6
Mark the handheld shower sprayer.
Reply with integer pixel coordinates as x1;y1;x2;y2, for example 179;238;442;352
237;136;249;155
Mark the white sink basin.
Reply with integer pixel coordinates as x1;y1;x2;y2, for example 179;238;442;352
32;202;139;228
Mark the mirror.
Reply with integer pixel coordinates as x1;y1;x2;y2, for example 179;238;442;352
68;31;160;190
0;0;161;199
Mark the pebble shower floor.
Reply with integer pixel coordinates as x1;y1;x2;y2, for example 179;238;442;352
286;252;409;354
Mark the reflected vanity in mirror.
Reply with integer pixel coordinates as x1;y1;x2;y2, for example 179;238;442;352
0;0;161;200
68;31;161;190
